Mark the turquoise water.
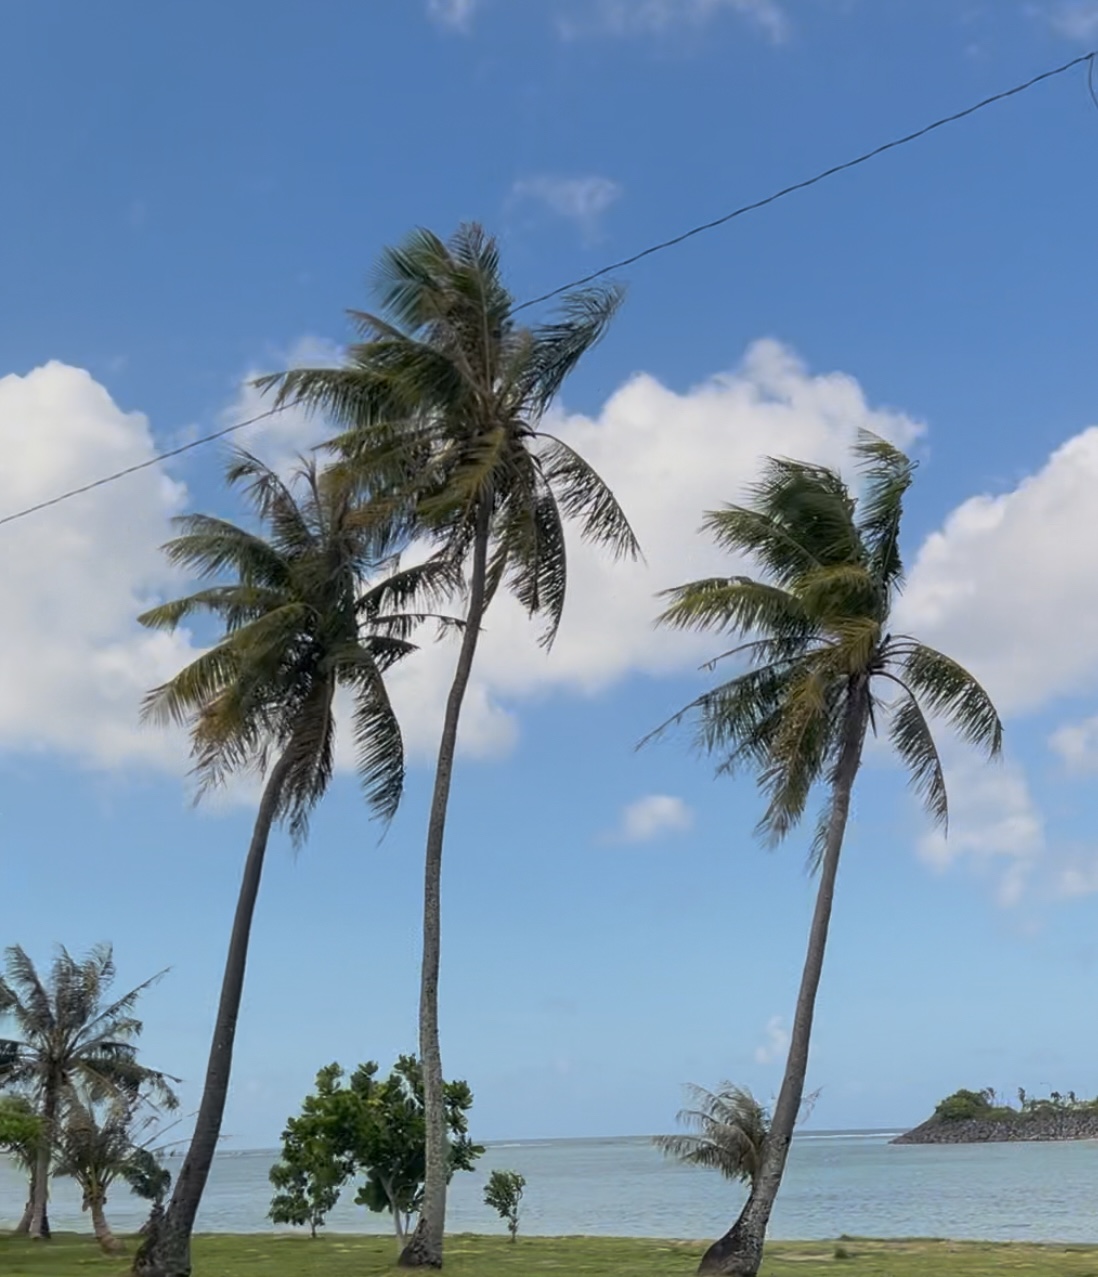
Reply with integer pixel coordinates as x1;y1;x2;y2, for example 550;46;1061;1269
4;1131;1098;1241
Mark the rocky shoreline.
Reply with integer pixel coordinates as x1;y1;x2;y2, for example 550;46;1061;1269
893;1113;1098;1144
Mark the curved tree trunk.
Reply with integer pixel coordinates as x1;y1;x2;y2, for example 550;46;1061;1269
698;683;870;1277
28;1087;56;1239
399;504;491;1270
90;1194;123;1254
133;752;294;1277
16;1170;48;1236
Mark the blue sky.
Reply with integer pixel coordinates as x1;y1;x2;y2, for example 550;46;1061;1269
2;0;1098;1150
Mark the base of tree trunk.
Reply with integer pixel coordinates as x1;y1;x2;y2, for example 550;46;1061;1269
398;1222;442;1269
131;1204;189;1277
697;1219;765;1276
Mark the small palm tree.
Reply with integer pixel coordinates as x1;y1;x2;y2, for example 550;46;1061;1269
134;452;447;1277
260;223;639;1267
0;944;177;1240
54;1095;146;1254
652;434;1002;1276
655;1085;769;1189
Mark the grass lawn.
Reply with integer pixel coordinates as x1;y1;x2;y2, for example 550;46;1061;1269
4;1233;1098;1275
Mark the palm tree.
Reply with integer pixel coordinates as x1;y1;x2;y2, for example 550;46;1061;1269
260;223;639;1266
133;452;448;1277
0;944;177;1241
654;1084;769;1189
54;1095;144;1254
651;434;1003;1276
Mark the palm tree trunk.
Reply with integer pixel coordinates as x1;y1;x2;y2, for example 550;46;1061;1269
133;751;294;1277
698;682;870;1277
90;1194;123;1254
16;1169;48;1235
28;1087;56;1239
400;504;492;1270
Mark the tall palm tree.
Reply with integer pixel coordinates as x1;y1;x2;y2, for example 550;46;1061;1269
654;1084;769;1189
652;434;1002;1276
0;944;177;1241
133;453;449;1277
260;223;640;1266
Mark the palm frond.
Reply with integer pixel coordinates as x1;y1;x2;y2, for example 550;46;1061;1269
535;434;640;561
348;661;406;825
883;675;949;828
894;640;1003;757
852;430;914;592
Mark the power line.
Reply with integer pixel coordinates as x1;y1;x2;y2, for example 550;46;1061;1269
1;49;1093;531
514;49;1097;311
0;407;283;528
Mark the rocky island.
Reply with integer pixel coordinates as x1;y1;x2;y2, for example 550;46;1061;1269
893;1088;1098;1144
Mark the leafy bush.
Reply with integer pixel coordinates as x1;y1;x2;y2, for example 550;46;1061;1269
933;1089;994;1121
484;1169;525;1242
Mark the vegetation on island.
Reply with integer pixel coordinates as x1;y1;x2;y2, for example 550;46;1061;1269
892;1087;1098;1141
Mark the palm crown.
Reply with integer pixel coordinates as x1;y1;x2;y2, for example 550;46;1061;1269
0;943;177;1113
655;432;1003;849
139;451;454;834
654;1084;770;1188
258;222;639;643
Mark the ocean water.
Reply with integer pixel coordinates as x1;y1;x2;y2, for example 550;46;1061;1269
4;1130;1098;1242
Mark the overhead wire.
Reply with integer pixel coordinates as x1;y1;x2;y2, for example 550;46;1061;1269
0;49;1094;531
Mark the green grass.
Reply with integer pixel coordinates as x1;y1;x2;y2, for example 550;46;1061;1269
5;1233;1098;1276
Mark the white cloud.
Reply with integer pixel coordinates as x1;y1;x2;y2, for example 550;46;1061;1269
754;1015;789;1065
427;0;479;31
0;363;194;772
918;759;1044;907
618;794;694;842
510;175;623;243
896;427;1098;717
585;0;790;40
1050;716;1098;773
1042;1;1098;40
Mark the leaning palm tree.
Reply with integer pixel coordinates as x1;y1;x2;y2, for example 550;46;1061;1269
260;223;639;1267
133;452;450;1277
651;433;1002;1276
655;1084;769;1189
0;944;177;1240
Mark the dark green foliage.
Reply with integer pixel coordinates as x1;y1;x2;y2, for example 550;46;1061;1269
932;1087;1098;1123
0;1094;41;1154
268;1064;353;1238
483;1170;525;1242
121;1147;172;1206
268;1056;483;1243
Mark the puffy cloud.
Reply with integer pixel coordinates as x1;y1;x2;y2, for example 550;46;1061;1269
617;794;694;842
509;175;622;243
426;0;479;31
0;363;193;771
918;759;1045;907
1050;716;1098;773
896;427;1098;716
754;1015;789;1065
